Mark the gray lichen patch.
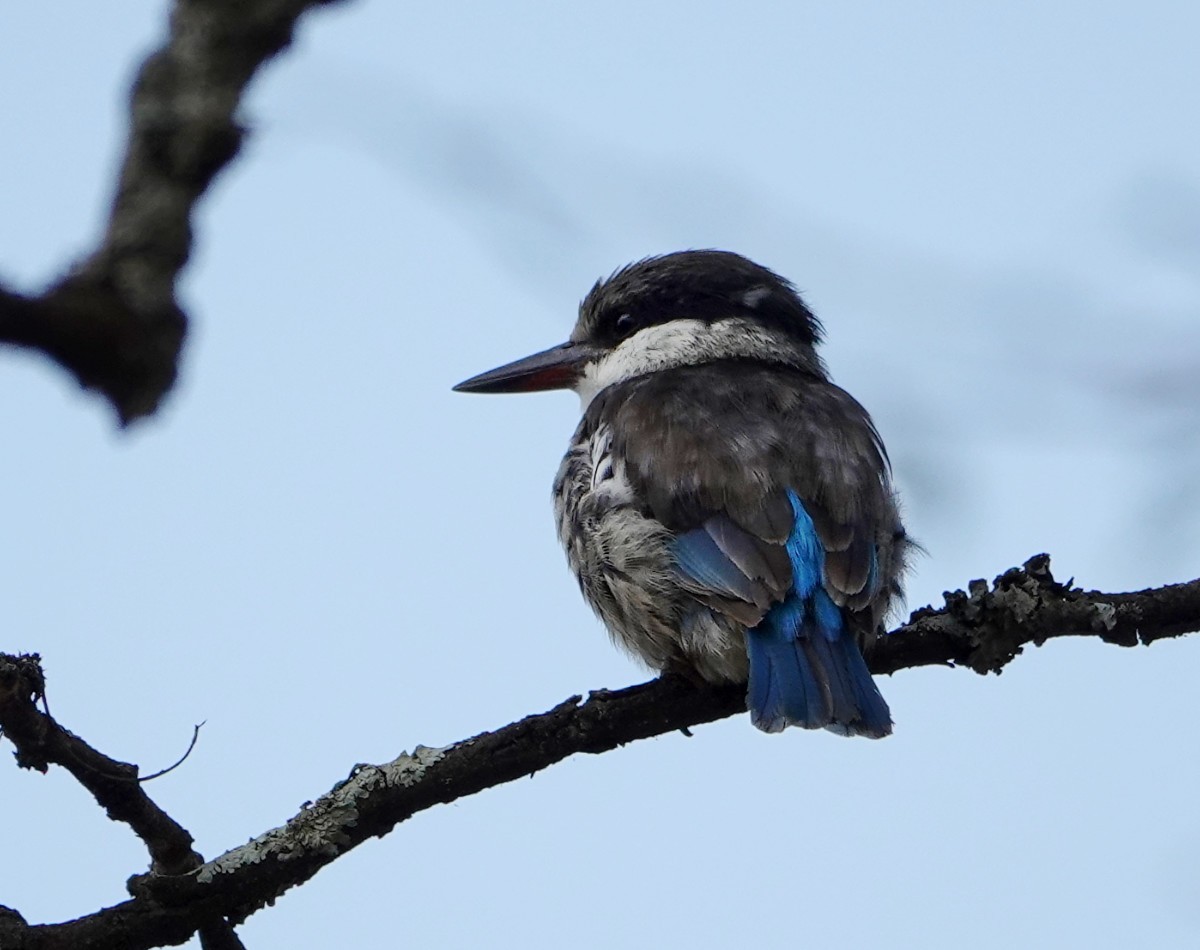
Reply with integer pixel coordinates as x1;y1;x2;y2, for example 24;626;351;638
381;744;447;788
1090;601;1118;632
196;745;448;885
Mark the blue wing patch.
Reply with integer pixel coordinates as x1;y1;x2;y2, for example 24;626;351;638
674;525;768;607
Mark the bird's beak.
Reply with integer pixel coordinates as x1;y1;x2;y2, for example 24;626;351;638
453;341;598;394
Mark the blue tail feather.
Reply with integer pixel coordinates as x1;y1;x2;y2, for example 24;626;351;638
804;627;862;725
747;600;826;733
745;493;892;738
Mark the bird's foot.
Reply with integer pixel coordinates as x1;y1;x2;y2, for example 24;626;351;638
660;659;707;689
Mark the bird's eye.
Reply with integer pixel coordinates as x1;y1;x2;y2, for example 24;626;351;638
614;313;635;337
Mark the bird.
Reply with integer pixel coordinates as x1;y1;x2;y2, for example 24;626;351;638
454;250;910;736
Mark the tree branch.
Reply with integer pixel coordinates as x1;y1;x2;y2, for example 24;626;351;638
0;655;201;875
3;555;1199;949
0;0;346;424
0;656;243;948
870;553;1200;674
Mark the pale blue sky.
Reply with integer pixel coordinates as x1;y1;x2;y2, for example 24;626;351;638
3;3;1199;947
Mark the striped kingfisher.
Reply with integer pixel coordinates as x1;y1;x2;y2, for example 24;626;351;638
455;250;910;736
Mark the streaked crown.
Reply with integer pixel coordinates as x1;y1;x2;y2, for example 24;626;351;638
573;250;824;350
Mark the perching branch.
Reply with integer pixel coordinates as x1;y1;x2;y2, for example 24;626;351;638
2;555;1198;950
0;0;346;424
872;552;1200;673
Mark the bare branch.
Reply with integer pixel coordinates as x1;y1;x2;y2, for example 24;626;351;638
0;0;347;424
0;655;246;948
870;553;1200;675
0;654;202;875
4;555;1199;949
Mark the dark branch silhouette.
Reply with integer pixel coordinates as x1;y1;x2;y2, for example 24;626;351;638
0;654;200;875
3;556;1199;949
0;0;345;424
0;5;347;948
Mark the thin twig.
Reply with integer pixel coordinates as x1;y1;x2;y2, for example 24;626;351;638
140;722;206;783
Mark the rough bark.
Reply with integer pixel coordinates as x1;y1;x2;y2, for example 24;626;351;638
4;3;1199;948
3;555;1198;950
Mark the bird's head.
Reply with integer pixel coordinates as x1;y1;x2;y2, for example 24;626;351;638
453;250;826;407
